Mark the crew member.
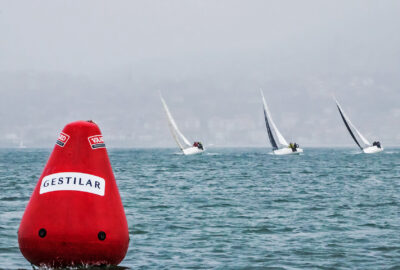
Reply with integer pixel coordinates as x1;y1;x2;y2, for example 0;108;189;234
372;141;381;148
289;143;297;152
197;142;204;150
193;142;204;150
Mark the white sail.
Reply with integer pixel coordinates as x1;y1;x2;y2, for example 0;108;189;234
19;141;26;149
160;95;192;149
260;90;289;147
354;126;371;146
335;99;371;147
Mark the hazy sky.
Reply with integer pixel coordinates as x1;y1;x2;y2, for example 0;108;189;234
0;0;399;148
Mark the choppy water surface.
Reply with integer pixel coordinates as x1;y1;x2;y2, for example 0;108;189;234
0;148;399;269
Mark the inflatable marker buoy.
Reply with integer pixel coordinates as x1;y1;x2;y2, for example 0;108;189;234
18;120;129;267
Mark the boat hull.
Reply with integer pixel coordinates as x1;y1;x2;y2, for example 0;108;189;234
362;146;383;154
273;147;303;155
183;147;205;155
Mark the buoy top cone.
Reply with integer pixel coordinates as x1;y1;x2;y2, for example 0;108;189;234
18;120;129;267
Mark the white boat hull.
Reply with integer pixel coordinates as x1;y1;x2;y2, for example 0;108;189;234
362;146;383;154
182;147;205;155
273;147;303;155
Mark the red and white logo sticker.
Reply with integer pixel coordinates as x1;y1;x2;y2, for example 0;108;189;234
88;135;105;149
56;132;70;147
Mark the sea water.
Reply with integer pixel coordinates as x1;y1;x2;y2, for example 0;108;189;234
0;148;399;269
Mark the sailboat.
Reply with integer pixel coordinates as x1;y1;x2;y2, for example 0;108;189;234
19;141;27;149
260;90;303;155
160;95;205;155
335;98;383;154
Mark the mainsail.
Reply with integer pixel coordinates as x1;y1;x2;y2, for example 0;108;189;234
160;95;192;150
263;107;278;150
335;99;371;150
261;90;289;148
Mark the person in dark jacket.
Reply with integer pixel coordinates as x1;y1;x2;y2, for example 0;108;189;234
193;141;204;150
289;142;297;152
197;142;204;150
372;141;381;148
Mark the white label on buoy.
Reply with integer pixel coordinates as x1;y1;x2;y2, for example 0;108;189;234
39;172;105;196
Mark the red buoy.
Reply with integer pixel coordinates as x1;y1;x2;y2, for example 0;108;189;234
18;120;129;267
